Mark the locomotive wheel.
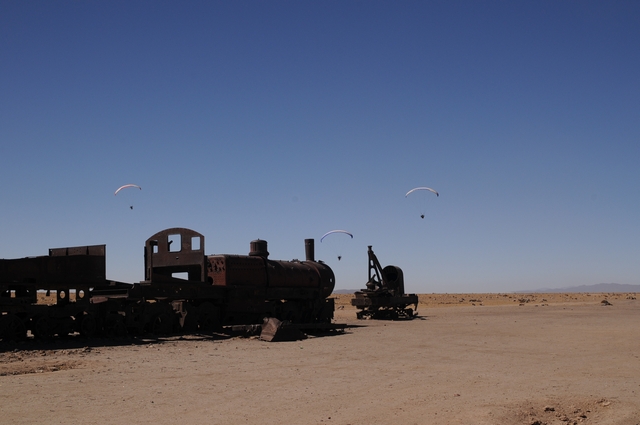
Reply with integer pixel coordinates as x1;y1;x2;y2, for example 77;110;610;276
198;312;220;332
197;302;221;332
105;318;127;338
150;313;174;335
1;314;27;342
79;314;97;338
33;316;53;340
179;306;198;333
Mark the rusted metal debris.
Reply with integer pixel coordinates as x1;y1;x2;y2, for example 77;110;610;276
227;318;346;341
260;317;306;342
351;246;418;320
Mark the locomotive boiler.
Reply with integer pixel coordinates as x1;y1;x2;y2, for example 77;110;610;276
142;228;336;331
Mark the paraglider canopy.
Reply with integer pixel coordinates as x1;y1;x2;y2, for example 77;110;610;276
405;187;439;197
320;230;354;243
114;184;141;196
320;230;353;261
405;186;439;219
114;184;142;210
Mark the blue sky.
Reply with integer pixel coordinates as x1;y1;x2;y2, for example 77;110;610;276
1;1;639;293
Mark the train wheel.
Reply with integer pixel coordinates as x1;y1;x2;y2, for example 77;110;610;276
150;313;174;336
199;314;219;332
179;305;198;333
33;316;53;340
197;302;221;332
79;314;97;338
1;314;27;342
105;317;127;338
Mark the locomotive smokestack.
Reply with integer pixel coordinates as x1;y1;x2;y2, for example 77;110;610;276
249;239;269;258
305;239;314;262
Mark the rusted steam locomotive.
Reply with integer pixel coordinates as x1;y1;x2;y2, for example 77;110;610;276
0;228;336;342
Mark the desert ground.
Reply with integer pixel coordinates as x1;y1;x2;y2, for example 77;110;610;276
1;292;639;425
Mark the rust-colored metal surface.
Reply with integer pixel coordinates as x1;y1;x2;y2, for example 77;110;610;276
1;244;110;340
1;227;340;343
1;244;106;290
351;246;418;320
207;238;335;298
259;317;305;342
145;227;206;283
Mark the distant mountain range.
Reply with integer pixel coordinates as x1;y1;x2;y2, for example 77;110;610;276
516;283;640;293
334;283;640;294
333;289;360;294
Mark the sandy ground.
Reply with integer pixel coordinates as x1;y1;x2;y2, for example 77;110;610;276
1;292;639;425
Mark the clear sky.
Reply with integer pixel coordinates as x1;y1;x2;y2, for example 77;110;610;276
1;1;639;293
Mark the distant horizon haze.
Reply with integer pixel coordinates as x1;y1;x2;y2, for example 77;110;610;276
333;283;640;294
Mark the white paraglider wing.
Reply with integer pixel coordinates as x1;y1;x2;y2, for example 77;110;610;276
406;187;439;219
320;230;354;243
405;187;439;197
114;184;142;196
320;230;354;261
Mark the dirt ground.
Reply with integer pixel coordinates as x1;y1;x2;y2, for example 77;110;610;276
1;292;639;425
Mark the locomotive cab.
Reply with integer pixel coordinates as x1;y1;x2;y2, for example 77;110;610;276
144;228;206;283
